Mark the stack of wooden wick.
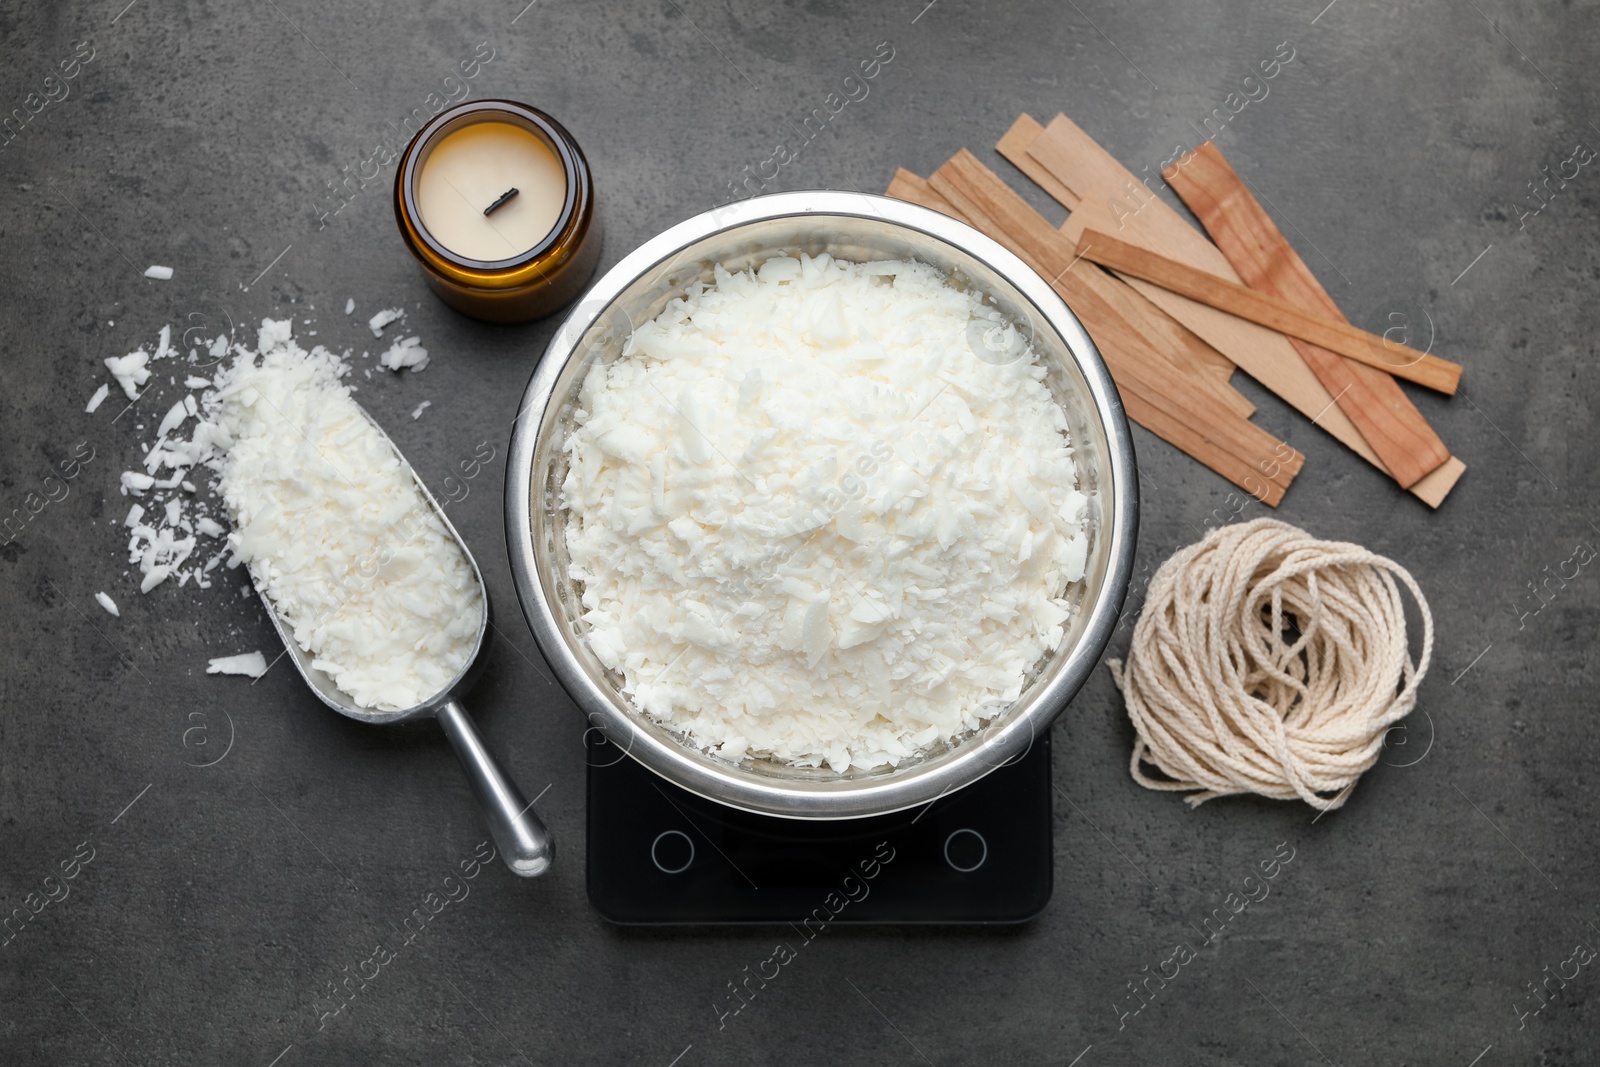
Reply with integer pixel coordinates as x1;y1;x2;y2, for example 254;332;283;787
887;114;1466;508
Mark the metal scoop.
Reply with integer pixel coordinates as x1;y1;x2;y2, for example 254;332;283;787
251;410;553;877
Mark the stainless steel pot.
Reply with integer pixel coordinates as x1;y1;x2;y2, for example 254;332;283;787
504;191;1138;820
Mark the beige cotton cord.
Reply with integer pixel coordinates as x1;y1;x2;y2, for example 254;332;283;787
1108;518;1433;812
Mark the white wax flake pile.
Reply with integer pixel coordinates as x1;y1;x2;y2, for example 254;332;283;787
202;321;480;710
368;307;404;337
379;336;429;373
561;254;1090;773
95;592;120;617
85;383;110;413
144;265;174;280
207;651;268;678
99;316;444;701
410;400;431;420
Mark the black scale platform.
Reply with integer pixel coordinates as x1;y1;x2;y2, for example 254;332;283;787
586;730;1053;924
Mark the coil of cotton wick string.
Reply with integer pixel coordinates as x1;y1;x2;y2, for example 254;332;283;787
1109;518;1433;812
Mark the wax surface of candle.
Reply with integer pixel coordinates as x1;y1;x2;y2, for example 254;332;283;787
416;122;566;262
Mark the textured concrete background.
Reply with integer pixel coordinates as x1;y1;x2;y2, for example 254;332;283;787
1;0;1596;1064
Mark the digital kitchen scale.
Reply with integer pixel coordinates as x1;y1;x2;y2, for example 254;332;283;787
586;729;1053;924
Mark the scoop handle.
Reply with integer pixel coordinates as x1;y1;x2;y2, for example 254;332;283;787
437;698;554;877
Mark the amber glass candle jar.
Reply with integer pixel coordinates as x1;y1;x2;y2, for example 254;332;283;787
394;100;601;324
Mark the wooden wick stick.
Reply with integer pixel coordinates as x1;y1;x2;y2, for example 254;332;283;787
1074;229;1463;395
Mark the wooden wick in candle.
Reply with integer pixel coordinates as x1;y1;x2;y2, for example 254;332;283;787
483;187;520;216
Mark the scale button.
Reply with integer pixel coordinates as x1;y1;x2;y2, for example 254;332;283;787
650;830;696;874
943;828;988;873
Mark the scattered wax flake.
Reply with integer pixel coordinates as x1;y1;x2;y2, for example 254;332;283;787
120;471;155;495
367;307;404;337
157;398;189;437
105;350;151;399
207;651;268;678
379;336;429;373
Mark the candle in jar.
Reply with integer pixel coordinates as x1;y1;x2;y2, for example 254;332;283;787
414;121;567;263
395;100;600;323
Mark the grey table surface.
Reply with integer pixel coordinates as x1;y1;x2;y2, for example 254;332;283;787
2;0;1597;1064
